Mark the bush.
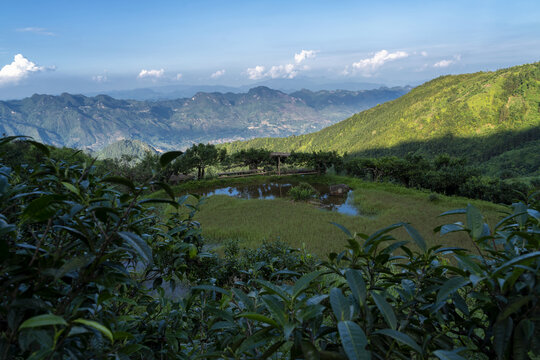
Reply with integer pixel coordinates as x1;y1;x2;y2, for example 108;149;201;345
288;182;318;201
1;137;539;359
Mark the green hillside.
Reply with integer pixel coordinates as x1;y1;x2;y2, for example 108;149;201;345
223;62;540;176
95;139;157;161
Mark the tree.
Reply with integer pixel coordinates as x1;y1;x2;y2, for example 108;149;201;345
232;148;271;169
180;143;225;179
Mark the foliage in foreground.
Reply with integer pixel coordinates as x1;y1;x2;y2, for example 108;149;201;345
0;140;539;359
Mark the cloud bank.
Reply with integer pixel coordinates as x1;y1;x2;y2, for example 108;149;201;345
211;69;225;79
137;69;165;79
0;54;46;86
246;49;317;80
294;50;317;64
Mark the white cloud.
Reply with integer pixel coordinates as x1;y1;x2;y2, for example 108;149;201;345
175;73;183;80
267;64;297;79
210;69;225;79
433;59;453;68
92;74;108;83
17;27;55;36
137;68;164;79
247;65;266;80
294;49;317;64
421;51;428;57
246;49;317;80
433;54;461;68
0;54;46;86
352;50;409;73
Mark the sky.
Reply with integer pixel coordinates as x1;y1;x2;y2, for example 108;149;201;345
0;0;539;99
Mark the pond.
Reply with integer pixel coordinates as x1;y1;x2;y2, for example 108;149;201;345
193;182;360;216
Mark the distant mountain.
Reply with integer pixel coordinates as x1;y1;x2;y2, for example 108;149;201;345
0;86;409;151
96;139;157;160
86;78;388;101
88;85;243;101
223;62;540;177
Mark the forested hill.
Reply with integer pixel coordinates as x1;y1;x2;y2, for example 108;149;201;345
0;86;408;151
222;62;540;175
95;139;157;160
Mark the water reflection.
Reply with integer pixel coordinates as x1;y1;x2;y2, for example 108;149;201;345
195;183;359;216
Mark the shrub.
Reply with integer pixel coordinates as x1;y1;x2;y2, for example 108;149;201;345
1;137;539;359
288;182;318;201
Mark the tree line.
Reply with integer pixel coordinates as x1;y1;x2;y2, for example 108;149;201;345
1;139;536;205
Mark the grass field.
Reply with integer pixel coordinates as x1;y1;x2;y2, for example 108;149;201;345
161;175;506;256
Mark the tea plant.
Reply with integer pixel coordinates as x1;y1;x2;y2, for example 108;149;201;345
1;137;538;359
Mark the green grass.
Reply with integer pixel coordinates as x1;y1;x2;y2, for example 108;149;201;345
162;175;505;257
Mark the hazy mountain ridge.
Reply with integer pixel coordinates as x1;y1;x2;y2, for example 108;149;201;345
222;62;540;176
0;86;408;151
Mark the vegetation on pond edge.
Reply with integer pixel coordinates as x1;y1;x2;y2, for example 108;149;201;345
1;138;539;359
161;175;504;256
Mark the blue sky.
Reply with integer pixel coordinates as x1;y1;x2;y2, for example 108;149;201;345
0;0;539;98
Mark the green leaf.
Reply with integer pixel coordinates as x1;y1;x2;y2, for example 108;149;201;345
438;208;466;217
22;194;64;222
188;244;197;259
261;295;287;326
61;182;80;196
117;231;153;265
374;329;422;354
160;151;184;167
493;317;513;359
513;319;534;360
436;277;470;304
192;285;230;295
433;349;468;360
292;270;322;299
139;198;179;208
345;269;367;306
73;319;114;342
101;176;135;191
498;296;532;321
260;340;286;359
238;313;279;328
330;222;353;238
55;255;95;280
366;223;402;244
19;314;67;329
301;341;321;360
0;135;29;146
440;223;465;235
254;279;290;301
402;223;427;252
26;140;50;157
454;254;483;275
337;321;370;360
371;291;397;330
466;204;483;239
492;251;540;277
154;181;176;201
330;288;351;321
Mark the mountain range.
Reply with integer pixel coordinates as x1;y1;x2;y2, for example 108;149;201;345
0;86;409;151
86;79;388;101
223;62;540;177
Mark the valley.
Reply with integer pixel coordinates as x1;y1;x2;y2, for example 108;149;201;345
0;86;408;151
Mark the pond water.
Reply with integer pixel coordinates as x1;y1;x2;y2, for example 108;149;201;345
195;182;360;216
